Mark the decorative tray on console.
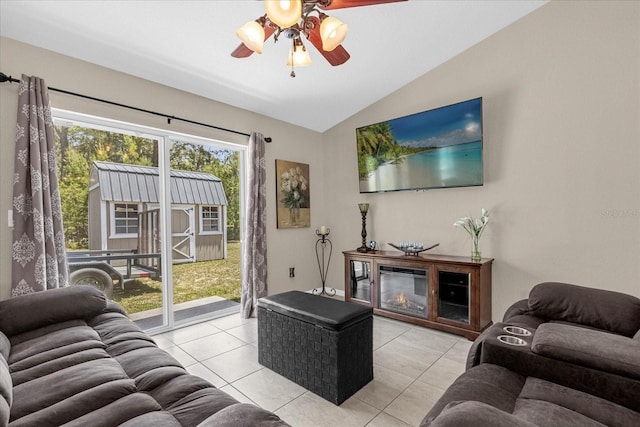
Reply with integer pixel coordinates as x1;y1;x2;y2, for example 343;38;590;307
388;242;440;256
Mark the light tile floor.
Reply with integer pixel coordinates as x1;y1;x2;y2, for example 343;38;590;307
152;313;472;427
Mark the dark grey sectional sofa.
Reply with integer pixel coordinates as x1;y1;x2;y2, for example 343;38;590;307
0;285;289;426
421;282;640;427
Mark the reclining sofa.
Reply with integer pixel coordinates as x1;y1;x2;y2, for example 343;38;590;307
0;285;289;426
421;282;640;427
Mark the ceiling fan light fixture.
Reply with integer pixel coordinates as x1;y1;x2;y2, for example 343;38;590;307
233;0;408;72
287;38;312;67
236;20;265;54
265;0;303;29
320;16;348;52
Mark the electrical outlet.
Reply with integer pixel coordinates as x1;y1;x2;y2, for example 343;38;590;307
8;210;13;228
289;267;295;278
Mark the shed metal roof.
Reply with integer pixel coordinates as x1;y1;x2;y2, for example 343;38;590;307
90;161;227;206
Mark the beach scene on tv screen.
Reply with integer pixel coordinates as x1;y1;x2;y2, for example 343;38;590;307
357;98;483;193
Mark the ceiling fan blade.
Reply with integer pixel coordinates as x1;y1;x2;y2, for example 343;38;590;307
230;25;276;58
317;0;407;10
231;44;254;58
306;17;350;66
312;40;351;66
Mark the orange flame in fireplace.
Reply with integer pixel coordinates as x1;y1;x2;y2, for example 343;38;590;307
395;292;408;306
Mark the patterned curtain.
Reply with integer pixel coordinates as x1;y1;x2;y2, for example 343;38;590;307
11;75;69;296
240;132;268;318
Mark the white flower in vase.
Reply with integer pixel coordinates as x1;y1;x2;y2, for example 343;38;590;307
454;208;489;261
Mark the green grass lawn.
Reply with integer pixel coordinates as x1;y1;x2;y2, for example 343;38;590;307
111;241;241;314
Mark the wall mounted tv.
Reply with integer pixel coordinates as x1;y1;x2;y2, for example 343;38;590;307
356;97;483;193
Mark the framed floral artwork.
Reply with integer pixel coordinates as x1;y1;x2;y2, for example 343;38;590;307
276;159;310;228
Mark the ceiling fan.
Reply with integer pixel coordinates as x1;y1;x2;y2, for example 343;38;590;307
232;0;407;77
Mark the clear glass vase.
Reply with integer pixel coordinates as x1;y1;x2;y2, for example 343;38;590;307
289;206;299;225
471;237;481;261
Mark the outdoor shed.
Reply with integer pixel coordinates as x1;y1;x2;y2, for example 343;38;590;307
88;161;228;263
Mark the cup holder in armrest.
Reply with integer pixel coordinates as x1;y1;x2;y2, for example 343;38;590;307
497;335;528;346
503;325;532;337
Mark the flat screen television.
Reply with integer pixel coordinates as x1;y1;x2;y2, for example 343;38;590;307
356;97;483;193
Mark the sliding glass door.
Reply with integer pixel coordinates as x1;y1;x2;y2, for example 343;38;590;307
53;110;245;332
168;138;244;326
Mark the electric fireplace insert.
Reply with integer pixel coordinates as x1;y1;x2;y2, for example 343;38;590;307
378;265;428;319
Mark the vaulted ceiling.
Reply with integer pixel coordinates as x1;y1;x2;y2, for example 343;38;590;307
0;1;547;132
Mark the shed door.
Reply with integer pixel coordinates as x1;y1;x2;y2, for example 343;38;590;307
171;206;196;263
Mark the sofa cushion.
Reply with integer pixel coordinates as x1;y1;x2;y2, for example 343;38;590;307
0;285;107;337
513;399;608;427
527;282;640;336
151;374;221;409
118;411;183;427
59;393;166;427
516;376;640;427
2;287;290;427
426;401;538;427
167;387;242;426
10;379;139;427
531;323;640;380
8;324;103;366
421;363;526;425
11;357;131;422
197;403;305;427
115;346;185;384
475;323;640;411
422;364;640;427
11;344;109;386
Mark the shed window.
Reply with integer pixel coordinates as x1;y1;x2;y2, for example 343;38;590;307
200;206;220;234
112;203;139;237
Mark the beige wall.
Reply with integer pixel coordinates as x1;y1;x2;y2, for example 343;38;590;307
0;37;325;300
1;1;639;322
324;0;640;318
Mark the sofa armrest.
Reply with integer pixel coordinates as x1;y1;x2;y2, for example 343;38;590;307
532;323;640;380
106;300;128;317
478;322;640;410
502;299;546;329
466;322;504;370
502;299;529;321
0;285;107;337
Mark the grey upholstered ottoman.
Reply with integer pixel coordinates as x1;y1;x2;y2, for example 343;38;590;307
257;291;373;405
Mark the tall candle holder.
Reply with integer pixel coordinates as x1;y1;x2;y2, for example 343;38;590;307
313;227;335;296
357;203;372;253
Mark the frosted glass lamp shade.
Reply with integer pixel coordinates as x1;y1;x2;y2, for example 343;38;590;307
265;0;302;28
236;21;265;54
320;16;348;51
287;43;312;67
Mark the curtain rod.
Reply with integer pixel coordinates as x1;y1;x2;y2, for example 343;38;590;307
0;72;272;142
